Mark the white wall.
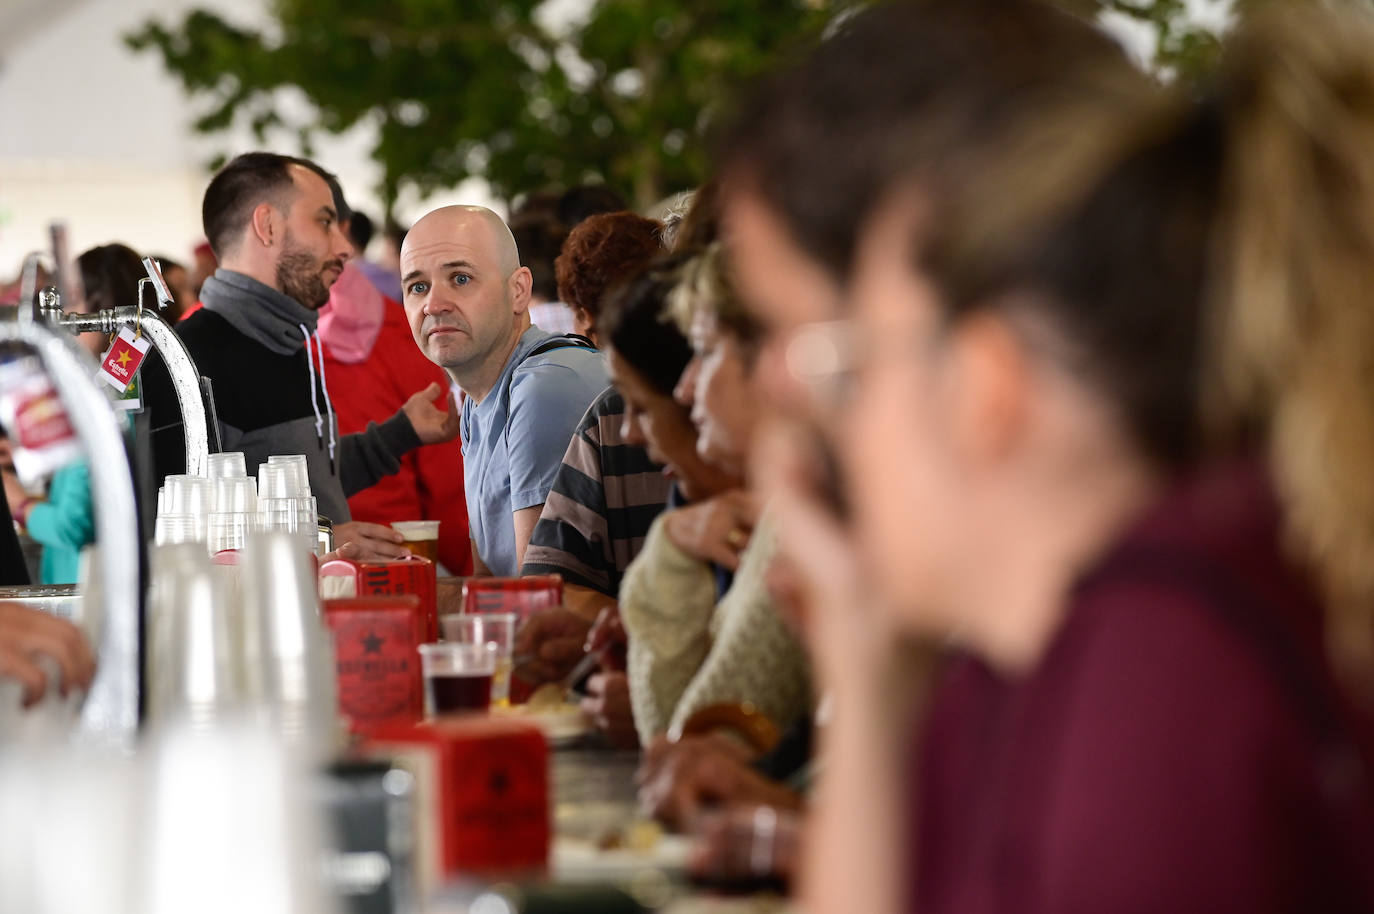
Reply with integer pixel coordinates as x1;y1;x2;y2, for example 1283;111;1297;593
0;0;495;276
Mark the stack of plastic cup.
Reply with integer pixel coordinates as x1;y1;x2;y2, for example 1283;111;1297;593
138;719;335;914
146;543;244;729
205;451;248;480
207;476;258;556
155;475;212;546
238;531;338;752
257;460;316;556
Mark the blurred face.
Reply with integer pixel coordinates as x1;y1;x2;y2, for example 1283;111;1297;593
726;191;849;510
674;307;757;477
606;346;739;502
841;200;968;631
400;211;527;374
724;192;845;424
275;166;351;310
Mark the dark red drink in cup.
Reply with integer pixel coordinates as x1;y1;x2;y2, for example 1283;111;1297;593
427;672;494;714
419;643;496;717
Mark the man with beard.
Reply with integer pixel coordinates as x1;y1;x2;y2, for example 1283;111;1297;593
143;152;458;559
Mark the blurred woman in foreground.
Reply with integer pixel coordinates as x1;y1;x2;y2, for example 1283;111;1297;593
723;1;1374;911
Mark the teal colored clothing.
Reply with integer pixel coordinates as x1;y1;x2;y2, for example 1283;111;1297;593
26;461;93;585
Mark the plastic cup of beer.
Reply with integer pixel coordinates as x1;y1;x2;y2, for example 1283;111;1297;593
441;613;517;708
418;642;496;717
391;521;440;562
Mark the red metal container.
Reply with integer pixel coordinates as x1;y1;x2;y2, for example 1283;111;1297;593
323;595;427;735
363;717;549;890
460;574;563;623
320;554;439;641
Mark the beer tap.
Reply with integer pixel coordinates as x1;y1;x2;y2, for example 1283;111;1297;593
35;256;213;476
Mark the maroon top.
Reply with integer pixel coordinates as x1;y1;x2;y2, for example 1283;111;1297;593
915;462;1374;914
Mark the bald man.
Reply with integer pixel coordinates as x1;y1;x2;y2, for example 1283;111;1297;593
401;205;608;576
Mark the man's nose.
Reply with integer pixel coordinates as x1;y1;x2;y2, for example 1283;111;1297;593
332;223;353;263
422;290;455;316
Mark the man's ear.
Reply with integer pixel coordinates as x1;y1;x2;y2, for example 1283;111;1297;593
946;310;1031;467
250;202;279;249
509;266;533;316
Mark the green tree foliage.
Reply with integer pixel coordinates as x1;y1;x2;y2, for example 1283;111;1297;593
126;1;838;219
1062;0;1374;84
137;1;1362;219
1056;0;1231;81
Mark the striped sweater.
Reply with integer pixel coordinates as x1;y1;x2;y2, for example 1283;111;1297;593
520;387;671;596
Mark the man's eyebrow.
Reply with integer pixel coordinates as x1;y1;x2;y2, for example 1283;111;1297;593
319;205;338;220
402;260;478;287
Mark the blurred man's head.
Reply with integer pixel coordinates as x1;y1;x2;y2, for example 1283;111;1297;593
200;152;353;309
507;210;567;304
556;184;626;228
347;210;375;258
400;205;533;387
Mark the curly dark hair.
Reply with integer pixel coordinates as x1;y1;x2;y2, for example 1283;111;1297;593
555;211;664;323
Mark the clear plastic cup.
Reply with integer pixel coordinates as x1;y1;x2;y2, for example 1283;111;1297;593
267;454;311;497
162;475;212;518
155;514;204;547
418;642;497;717
205;452;248;479
391;520;440;562
441;613;517;707
258;494;318;557
207;513;257;555
147;543;243;728
213;476;257;515
239;531;337;751
257;464;294;501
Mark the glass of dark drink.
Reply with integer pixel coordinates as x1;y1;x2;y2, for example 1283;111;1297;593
418;642;496;717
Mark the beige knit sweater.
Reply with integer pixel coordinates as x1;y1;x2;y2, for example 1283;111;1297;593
619;510;812;745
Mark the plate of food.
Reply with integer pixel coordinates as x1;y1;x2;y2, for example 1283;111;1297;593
493;684;592;745
551;819;693;881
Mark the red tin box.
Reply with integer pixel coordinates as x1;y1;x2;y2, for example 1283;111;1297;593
323;595;427;735
320;555;439;641
459;575;566;704
460;574;563;623
362;717;549;892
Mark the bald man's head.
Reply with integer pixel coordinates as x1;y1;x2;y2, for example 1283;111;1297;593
400;205;534;386
404;205;520;275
